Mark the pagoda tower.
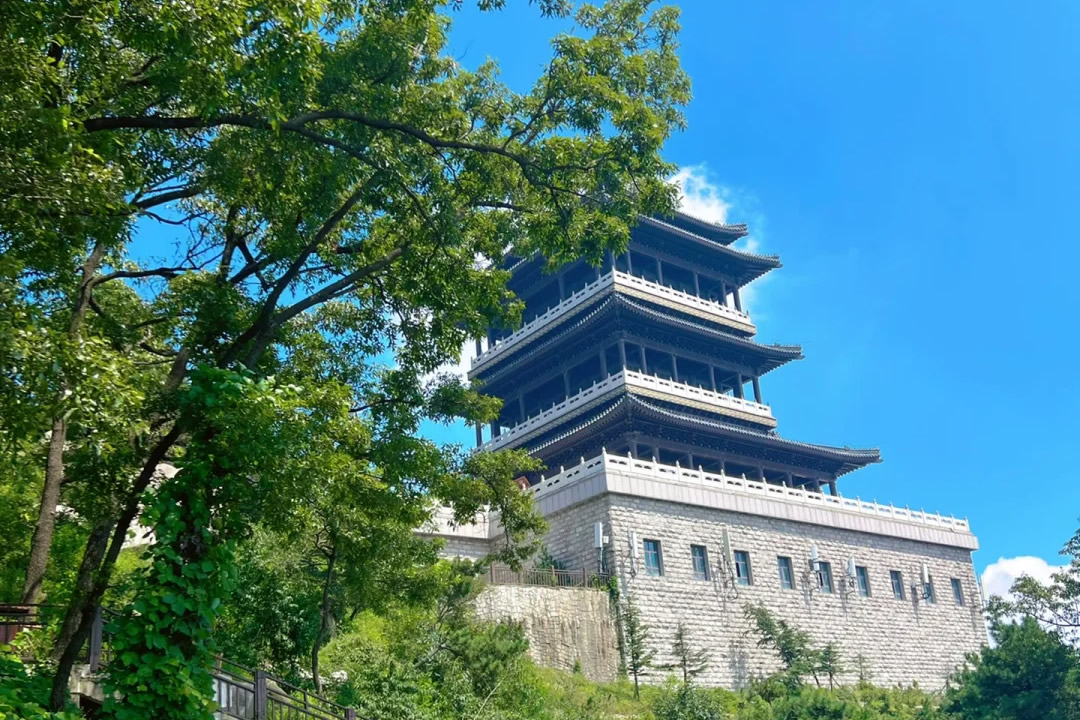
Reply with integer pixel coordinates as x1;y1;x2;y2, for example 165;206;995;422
468;212;881;494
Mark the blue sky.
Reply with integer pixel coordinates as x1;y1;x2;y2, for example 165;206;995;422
425;1;1080;590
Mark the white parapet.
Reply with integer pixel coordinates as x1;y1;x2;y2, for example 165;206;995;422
479;370;775;453
470;270;755;376
419;505;501;540
528;453;977;550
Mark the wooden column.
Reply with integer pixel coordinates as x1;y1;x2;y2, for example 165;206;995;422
619;340;627;369
693;271;701;297
475;424;483;447
557;274;565;300
599;347;608;376
828;479;838;496
733;287;744;312
733;373;745;399
752;377;763;404
709;365;718;392
671;354;679;382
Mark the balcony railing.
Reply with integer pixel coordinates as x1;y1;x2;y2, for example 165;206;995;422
0;603;358;720
528;453;972;535
480;370;773;452
470;270;755;375
485;565;610;589
622;369;774;423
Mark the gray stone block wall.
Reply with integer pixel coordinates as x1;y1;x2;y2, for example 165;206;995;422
594;494;986;690
473;584;620;682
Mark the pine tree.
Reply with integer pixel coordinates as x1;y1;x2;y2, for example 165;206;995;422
664;621;710;684
622;596;654;698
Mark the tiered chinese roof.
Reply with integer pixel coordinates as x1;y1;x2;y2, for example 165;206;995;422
469;213;880;494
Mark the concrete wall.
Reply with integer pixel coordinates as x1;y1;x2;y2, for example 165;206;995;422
598;494;985;690
473;584;620;682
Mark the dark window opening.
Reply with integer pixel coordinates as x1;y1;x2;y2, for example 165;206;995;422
699;275;728;304
629;251;660;283
818;561;834;593
567;355;604;394
661;262;696;294
658;448;687;466
677;357;712;389
523;281;561;323
856;566;871;597
643;539;663;576
890;570;905;600
523;375;565;418
624;343;645;373
604;344;622;375
690;545;710;581
734;550;753;586
644;348;675;380
777;557;795;590
562;263;597;298
951;578;965;606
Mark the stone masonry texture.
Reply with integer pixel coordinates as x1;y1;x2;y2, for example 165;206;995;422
473;584;620;682
551;493;988;690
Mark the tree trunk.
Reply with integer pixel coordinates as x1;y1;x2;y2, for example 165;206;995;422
22;416;68;604
49;424;181;711
22;243;105;604
312;545;337;694
49;520;112;663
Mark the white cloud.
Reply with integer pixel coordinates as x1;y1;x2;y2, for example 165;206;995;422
670;165;770;317
670;165;731;225
981;555;1066;602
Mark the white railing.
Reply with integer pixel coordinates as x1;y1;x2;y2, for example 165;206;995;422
531;453;972;534
622;369;773;421
611;271;753;328
472;273;615;372
470;271;755;373
480;372;625;451
480;370;775;452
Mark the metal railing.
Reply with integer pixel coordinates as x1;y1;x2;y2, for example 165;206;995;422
0;603;357;720
486;565;609;589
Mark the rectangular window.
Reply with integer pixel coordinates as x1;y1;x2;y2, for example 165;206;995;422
856;566;871;597
734;550;753;586
777;556;795;590
818;561;834;593
643;539;663;577
890;570;905;600
951;578;964;606
926;574;936;604
690;545;710;581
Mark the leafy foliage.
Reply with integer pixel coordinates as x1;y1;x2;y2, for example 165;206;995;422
0;648;81;720
944;617;1080;720
987;525;1080;646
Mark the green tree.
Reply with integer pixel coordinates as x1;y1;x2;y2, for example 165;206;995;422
662;621;709;684
622;596;654;698
988;525;1080;646
1;0;690;713
944;617;1080;720
743;603;818;688
816;642;844;690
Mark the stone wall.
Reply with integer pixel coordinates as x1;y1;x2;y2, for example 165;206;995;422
599;494;986;690
473;584;620;682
